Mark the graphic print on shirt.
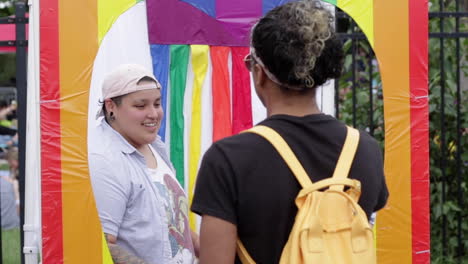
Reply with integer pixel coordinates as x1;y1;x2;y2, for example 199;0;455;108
154;173;194;262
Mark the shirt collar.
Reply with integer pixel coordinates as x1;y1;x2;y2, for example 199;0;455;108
99;118;138;155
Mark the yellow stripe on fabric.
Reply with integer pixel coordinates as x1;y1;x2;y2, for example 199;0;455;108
98;0;138;44
102;233;113;264
188;45;209;230
59;0;105;263
338;0;374;47
374;0;412;263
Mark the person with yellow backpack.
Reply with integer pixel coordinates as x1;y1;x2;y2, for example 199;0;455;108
191;1;389;263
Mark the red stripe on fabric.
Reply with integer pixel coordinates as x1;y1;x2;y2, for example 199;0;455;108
409;0;430;263
231;47;252;134
211;46;232;141
40;0;63;263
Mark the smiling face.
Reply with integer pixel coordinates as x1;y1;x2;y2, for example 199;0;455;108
105;85;163;150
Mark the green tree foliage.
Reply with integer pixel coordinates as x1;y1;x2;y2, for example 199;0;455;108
0;0;14;17
428;1;468;263
338;39;384;146
0;53;15;85
0;0;16;86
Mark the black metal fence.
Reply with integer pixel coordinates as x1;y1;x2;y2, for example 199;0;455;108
0;2;27;264
334;1;467;263
428;1;467;263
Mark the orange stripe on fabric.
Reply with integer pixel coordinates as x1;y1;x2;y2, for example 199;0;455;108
231;47;252;134
40;0;63;262
409;0;430;262
374;0;412;263
210;46;232;141
59;1;102;263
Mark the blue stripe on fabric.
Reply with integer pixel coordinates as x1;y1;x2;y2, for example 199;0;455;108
180;0;216;18
262;0;294;15
150;44;170;142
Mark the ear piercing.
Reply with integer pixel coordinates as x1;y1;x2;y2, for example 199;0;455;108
109;111;116;121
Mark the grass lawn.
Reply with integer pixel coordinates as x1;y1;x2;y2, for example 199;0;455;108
0;163;9;171
2;228;20;264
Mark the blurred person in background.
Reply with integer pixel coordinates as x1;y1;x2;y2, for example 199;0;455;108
1;175;19;229
3;147;19;213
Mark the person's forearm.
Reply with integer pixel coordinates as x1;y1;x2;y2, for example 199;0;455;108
105;235;148;264
199;215;237;264
107;243;148;264
0;107;10;120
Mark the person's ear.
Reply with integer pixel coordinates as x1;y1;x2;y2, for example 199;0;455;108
253;64;267;88
104;99;116;113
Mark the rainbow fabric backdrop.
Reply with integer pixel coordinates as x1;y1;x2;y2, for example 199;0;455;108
39;0;429;263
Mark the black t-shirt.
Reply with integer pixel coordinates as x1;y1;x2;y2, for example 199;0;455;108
191;114;389;264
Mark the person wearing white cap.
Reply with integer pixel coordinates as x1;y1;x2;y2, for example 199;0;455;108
89;64;198;264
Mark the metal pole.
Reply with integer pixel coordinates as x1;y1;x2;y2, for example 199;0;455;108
0;166;3;264
438;0;447;258
23;0;41;263
454;1;463;262
15;2;27;264
368;48;374;137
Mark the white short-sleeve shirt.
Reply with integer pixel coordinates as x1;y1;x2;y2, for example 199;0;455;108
89;119;195;264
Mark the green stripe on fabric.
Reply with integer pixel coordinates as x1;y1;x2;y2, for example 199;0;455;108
322;0;337;5
169;45;190;186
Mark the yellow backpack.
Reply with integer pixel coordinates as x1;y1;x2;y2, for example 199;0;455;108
237;125;376;264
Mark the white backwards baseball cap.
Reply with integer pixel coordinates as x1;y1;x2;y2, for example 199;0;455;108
96;64;161;119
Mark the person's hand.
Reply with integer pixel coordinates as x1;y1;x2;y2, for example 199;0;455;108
6;133;18;147
6;140;15;147
10;100;17;111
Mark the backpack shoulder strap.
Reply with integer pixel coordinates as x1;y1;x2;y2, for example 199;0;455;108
237;125;310;264
237;240;256;264
330;126;360;191
245;125;312;188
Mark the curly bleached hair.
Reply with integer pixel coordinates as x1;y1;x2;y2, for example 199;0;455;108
252;0;343;91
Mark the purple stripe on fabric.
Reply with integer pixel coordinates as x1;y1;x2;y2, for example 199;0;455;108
147;0;256;46
216;0;262;43
217;0;262;17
